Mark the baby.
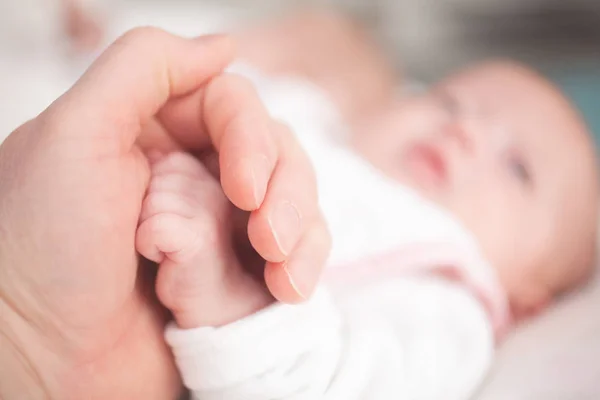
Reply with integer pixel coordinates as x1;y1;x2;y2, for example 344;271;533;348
2;0;104;52
136;14;599;400
61;0;104;52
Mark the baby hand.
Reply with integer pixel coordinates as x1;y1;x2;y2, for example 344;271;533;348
136;152;273;329
142;74;332;305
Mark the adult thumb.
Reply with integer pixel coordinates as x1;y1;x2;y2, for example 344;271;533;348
43;28;234;150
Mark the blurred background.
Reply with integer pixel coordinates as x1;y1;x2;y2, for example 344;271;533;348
2;0;600;136
1;1;599;399
2;0;600;131
218;0;600;81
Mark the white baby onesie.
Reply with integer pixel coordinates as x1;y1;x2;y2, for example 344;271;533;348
165;64;511;400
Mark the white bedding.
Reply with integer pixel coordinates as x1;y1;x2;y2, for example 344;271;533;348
478;267;600;400
1;2;599;398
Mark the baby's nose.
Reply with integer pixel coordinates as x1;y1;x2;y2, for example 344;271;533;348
489;124;511;153
441;121;474;153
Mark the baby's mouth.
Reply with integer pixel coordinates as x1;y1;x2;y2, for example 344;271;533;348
403;142;449;190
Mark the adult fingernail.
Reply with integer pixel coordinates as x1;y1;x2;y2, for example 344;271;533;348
251;155;270;207
282;262;307;301
193;34;230;46
226;155;270;209
269;201;301;256
193;34;235;54
236;155;270;208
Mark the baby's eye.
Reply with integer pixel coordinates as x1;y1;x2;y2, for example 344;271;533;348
507;154;532;185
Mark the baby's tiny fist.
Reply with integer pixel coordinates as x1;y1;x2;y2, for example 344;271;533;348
136;152;273;329
136;152;227;264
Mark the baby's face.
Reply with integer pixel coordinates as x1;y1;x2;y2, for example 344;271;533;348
353;62;598;320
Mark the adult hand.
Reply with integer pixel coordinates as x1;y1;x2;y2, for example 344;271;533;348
0;28;329;398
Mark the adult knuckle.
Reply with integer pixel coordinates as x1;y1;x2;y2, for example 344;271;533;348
36;100;73;136
208;74;253;99
204;74;254;118
118;26;167;48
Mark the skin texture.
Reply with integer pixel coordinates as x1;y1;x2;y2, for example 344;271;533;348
0;29;330;398
353;61;599;321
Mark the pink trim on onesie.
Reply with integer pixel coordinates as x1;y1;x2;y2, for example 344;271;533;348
322;241;513;343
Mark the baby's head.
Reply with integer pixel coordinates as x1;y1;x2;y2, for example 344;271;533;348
353;61;599;321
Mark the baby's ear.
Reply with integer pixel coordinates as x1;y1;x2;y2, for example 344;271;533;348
513;286;552;322
527;291;552;318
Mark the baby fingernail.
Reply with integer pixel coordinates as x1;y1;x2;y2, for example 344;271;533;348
269;201;301;256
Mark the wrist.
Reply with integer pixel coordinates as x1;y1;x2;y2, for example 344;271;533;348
174;269;274;330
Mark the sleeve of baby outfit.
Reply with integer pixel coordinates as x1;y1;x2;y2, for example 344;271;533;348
165;277;495;400
225;62;347;145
